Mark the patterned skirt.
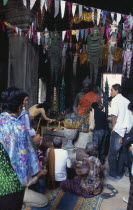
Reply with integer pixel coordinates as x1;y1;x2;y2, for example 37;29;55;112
60;176;102;198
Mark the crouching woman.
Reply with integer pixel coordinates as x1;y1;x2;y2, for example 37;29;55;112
0;87;40;210
60;142;103;198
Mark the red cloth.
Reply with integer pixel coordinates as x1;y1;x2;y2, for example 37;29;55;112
78;92;100;115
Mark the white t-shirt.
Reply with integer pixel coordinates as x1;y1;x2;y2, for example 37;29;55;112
47;148;72;181
110;94;133;137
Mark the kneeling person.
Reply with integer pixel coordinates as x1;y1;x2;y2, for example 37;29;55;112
60;142;103;198
46;137;72;188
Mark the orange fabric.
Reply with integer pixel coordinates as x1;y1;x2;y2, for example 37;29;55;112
78;92;100;115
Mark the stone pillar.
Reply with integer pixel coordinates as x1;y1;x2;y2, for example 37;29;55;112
0;0;40;107
8;34;39;107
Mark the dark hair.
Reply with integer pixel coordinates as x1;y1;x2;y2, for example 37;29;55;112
91;102;99;109
53;137;62;148
37;101;49;110
112;84;122;94
108;96;113;102
0;87;28;113
85;142;98;157
128;102;133;112
21;92;29;99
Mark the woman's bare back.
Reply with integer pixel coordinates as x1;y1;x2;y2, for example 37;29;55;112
29;104;56;122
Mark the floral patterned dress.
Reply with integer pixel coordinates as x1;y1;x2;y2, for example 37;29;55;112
0;112;39;194
60;156;103;198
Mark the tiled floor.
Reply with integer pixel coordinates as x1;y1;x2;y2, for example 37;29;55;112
101;174;130;210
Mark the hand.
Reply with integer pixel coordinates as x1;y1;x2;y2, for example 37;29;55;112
32;134;42;145
129;146;133;152
49;119;56;123
107;117;112;121
27;176;38;187
38;169;48;177
119;138;123;144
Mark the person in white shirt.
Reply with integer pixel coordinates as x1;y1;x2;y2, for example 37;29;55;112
107;84;133;181
46;137;72;188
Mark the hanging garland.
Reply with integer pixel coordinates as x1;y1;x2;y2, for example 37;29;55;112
59;76;65;114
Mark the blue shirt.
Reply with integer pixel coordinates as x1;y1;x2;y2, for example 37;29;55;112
0;112;39;186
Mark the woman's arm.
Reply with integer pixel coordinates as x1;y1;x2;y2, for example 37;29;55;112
39;108;56;122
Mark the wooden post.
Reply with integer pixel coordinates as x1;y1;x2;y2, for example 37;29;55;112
104;78;109;117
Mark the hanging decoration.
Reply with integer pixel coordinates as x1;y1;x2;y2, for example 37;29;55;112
80;29;84;39
91;8;95;23
60;0;66;18
48;30;62;86
30;0;36;10
72;3;77;17
54;0;60;17
59;77;65;113
62;30;66;41
107;43;115;72
61;42;68;73
76;30;79;41
1;0;133;82
85;28;88;40
87;25;103;84
3;0;8;5
71;12;92;25
129;14;133;29
122;48;133;78
97;9;101;25
37;32;41;45
79;5;83;19
116;13;121;26
23;0;27;8
73;51;78;76
44;0;48;11
52;86;58;114
43;27;49;52
111;12;114;21
67;2;72;19
40;0;45;12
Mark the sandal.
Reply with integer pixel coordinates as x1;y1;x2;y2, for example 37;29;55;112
100;192;116;199
104;184;119;194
